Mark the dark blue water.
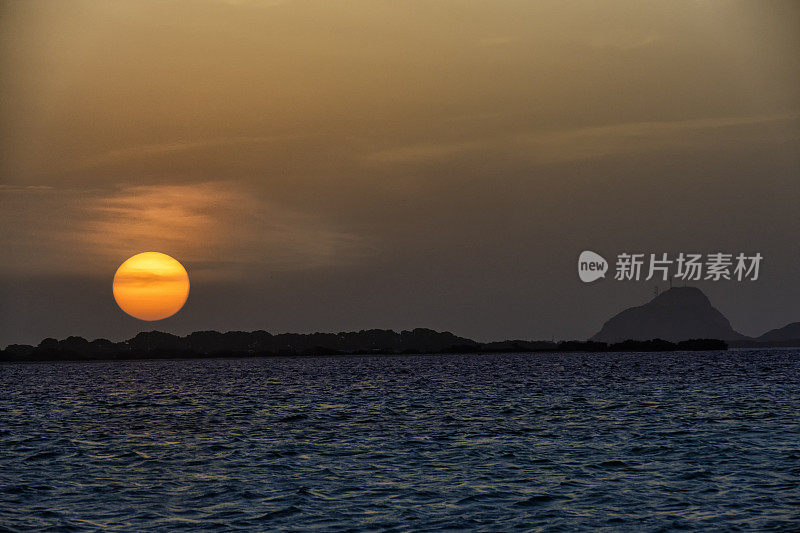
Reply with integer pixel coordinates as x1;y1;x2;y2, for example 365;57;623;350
1;350;798;531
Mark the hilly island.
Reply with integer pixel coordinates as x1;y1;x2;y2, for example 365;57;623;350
3;288;798;361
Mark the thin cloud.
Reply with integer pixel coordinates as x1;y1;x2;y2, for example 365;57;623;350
113;271;188;286
518;112;800;163
77;135;320;170
0;182;372;278
82;182;371;274
360;112;800;166
363;140;487;165
0;185;56;193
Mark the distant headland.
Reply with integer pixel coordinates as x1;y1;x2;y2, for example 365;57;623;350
591;286;800;348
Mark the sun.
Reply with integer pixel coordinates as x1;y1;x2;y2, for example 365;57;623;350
113;252;190;321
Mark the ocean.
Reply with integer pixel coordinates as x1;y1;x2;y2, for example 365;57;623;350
1;350;798;531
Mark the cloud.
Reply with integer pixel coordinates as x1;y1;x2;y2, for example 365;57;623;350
517;112;800;163
360;112;800;167
362;140;486;165
0;185;56;193
0;182;372;278
85;182;371;274
113;271;188;286
76;135;317;171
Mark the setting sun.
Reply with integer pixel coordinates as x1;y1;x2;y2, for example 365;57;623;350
112;252;190;321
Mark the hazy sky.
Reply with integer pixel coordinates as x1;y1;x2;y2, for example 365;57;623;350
1;0;799;346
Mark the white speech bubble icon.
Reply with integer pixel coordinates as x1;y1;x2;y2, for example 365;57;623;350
578;251;608;282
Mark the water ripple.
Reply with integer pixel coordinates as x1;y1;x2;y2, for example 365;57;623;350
1;350;799;531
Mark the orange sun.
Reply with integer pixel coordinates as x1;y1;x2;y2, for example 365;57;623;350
113;252;190;321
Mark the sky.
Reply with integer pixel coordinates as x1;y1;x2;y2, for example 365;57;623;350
1;0;799;346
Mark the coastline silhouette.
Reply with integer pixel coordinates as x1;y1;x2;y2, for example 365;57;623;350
5;288;798;362
1;329;727;362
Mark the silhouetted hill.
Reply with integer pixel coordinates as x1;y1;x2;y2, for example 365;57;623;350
0;329;727;361
591;287;748;343
727;322;800;347
756;322;800;343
